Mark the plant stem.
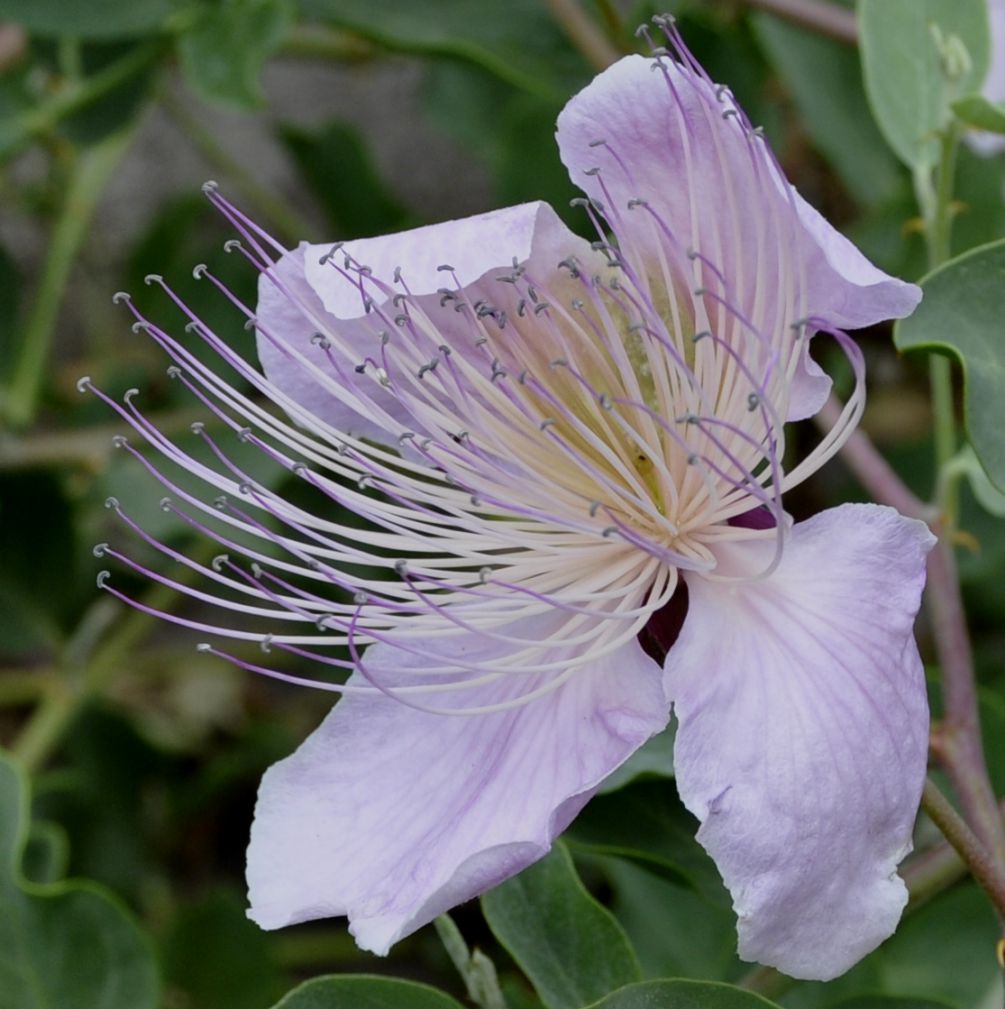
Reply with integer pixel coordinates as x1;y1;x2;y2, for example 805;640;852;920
546;0;623;69
921;778;1005;922
3;129;134;428
729;0;857;44
159;87;315;246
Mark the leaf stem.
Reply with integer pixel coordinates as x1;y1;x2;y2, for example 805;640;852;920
730;0;857;44
921;778;1005;922
3;129;134;428
545;0;623;70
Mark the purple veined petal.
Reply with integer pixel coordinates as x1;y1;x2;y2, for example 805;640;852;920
246;611;668;954
554;53;920;420
666;503;934;980
256;202;600;448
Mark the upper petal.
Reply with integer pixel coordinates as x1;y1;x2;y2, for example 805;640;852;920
246;615;668;954
555;53;919;422
666;504;934;980
255;202;598;447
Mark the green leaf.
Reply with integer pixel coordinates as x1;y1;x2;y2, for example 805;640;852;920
752;13;902;206
566;780;728;906
952;93;1005;134
829;998;959;1008
893;238;1005;491
584;979;782;1008
0;750;159;1009
162;888;288;1009
858;0;989;169
268;975;465;1009
280;121;410;238
0;0;176;38
178;0;292;108
482;842;641;1009
299;0;590;100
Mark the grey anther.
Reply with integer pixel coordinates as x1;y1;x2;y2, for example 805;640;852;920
394;560;408;576
305;557;320;570
111;434;128;448
251;562;263;579
588;138;607;147
311;334;331;350
417;359;439;379
104;496;120;510
124;388;140;403
394;314;411;327
76;376;92;393
420;437;432;450
650;46;669;57
599;393;614;410
569;197;591;208
602;526;618;538
436;264;455;273
131;321;151;334
627;322;647;333
144;273;163;286
470;493;482;507
715;84;730;101
392;293;408;308
292;462;308;475
362;296;374;314
93;543;108;558
550;357;568;368
584;166;601;177
243;317;258;331
196;642;213;653
751;125;765;138
722;109;739;120
652;13;676;27
540;418;557;431
357;265;372;277
357;474;373;489
693;330;711;342
160;496;173;511
627;198;648;209
201;180;219;193
260;635;273;653
398;431;416;445
491;361;507;381
166;366;182;378
687;247;700;260
112;291;131;304
316;614;332;630
96;570;111;588
185;321;201;333
192;263;208;279
354;363;367;374
687;452;700;465
213;495;229;509
474;336;489;347
454;430;469;442
190;421;205;435
393;266;403;283
212;554;230;572
517;299;527;317
380;331;391;345
353;591;368;605
747;392;761;411
533;302;550;315
589;500;602;517
238;481;253;494
517;369;528;384
591;241;609;252
693;287;708;297
238;427;253;442
479;566;492;584
223;238;244;253
572;298;585;311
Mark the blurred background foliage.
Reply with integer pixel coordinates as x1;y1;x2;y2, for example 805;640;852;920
0;1;1003;1007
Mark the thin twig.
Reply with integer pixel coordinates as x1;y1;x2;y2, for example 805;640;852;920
546;0;623;70
729;0;857;44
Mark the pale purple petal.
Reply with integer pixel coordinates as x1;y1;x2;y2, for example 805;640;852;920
246;616;668;954
555;54;920;419
256;202;597;447
666;504;934;980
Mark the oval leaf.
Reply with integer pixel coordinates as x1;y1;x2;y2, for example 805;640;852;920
893;238;1005;491
585;979;781;1008
0;751;159;1009
859;0;989;169
482;842;641;1009
269;975;465;1009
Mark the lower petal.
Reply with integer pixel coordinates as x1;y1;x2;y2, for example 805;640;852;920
667;504;934;980
246;618;668;954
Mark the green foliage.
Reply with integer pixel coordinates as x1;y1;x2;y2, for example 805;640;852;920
894;239;1005;491
0;0;177;39
482;843;642;1009
269;975;466;1009
952;94;1005;135
178;0;293;108
858;0;989;169
0;751;159;1009
299;0;590;99
585;979;782;1008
